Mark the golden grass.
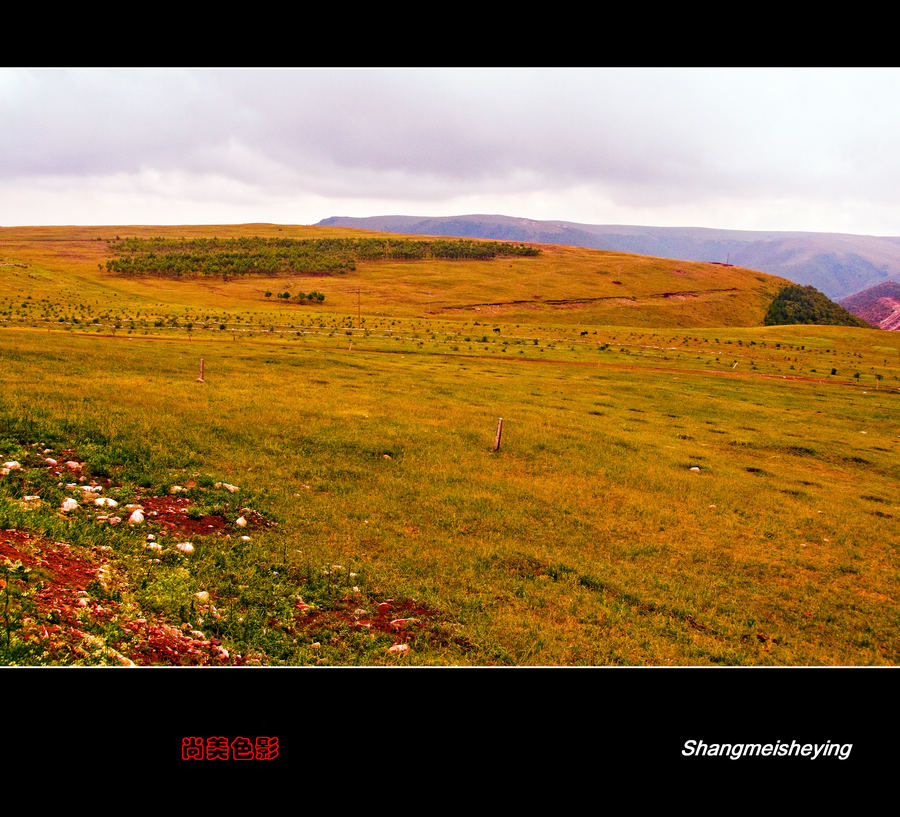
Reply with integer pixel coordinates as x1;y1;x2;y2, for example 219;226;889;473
0;224;897;666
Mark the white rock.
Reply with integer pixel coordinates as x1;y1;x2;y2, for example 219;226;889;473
176;542;195;554
61;497;79;512
194;591;210;603
144;542;162;551
240;535;251;541
95;497;117;507
45;458;57;466
388;643;410;655
235;516;247;527
690;466;701;472
65;461;82;471
108;516;122;525
2;461;21;470
128;509;145;524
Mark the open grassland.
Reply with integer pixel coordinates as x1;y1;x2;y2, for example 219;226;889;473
1;226;897;666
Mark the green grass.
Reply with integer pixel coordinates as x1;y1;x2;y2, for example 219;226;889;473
1;225;897;666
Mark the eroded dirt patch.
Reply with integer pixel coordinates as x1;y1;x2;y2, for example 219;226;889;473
294;594;436;646
134;495;270;538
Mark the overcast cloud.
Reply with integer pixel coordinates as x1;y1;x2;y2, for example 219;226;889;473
2;67;899;234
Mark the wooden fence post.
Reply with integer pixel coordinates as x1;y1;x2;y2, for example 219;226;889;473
197;359;205;382
493;418;503;452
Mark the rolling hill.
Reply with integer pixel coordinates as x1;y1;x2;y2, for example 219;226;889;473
317;214;900;302
0;223;803;330
839;280;900;330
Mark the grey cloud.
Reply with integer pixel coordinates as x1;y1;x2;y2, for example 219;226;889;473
3;67;900;225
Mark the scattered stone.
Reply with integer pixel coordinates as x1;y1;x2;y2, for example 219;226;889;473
690;466;701;472
3;461;22;470
235;516;247;527
176;542;195;554
129;509;145;524
390;618;419;631
60;497;79;512
388;643;409;655
95;497;118;507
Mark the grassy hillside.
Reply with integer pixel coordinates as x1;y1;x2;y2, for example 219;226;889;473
1;224;897;667
0;223;792;331
319;214;900;300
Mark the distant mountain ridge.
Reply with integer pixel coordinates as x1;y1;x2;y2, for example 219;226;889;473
316;214;900;302
839;281;900;330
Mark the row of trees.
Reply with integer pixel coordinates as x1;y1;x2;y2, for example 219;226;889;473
105;236;539;279
265;290;326;303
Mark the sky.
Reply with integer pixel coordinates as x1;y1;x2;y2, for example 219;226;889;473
2;67;900;236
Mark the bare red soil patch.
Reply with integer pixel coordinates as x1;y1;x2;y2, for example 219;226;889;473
294;594;434;645
135;495;269;538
